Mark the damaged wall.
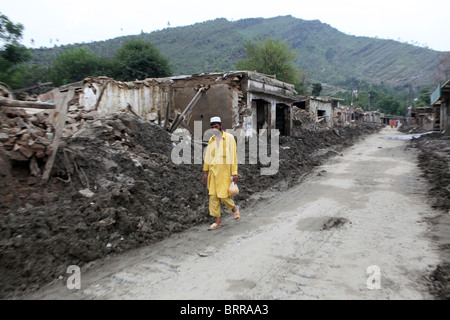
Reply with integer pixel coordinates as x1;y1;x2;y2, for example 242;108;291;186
407;107;439;131
76;72;297;136
334;106;353;126
88;77;172;123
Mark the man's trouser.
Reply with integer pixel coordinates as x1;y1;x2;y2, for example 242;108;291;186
209;195;235;218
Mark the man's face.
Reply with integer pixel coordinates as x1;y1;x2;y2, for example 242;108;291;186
211;123;222;135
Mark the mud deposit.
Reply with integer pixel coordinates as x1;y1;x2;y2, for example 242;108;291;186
406;131;450;300
0;108;384;299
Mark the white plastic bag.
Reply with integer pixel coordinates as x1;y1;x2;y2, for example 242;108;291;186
229;181;239;196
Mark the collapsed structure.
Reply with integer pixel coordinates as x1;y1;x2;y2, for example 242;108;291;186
430;79;450;132
405;79;450;132
67;71;381;137
73;72;298;137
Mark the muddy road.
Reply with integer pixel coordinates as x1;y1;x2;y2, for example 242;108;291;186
25;127;443;300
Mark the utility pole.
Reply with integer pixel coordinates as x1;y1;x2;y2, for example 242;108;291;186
408;84;413;107
351;88;354;106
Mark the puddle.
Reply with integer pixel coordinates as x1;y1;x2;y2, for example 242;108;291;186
381;132;434;141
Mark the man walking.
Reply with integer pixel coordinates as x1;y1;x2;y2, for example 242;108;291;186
202;116;240;230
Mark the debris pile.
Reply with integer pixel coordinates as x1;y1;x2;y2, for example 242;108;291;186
292;107;317;132
408;132;450;211
292;106;345;134
0;109;205;297
0;108;54;177
406;129;450;300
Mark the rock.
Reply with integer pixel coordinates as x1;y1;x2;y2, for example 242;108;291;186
0;132;9;142
82;111;99;120
79;188;94;198
147;112;158;121
18;145;34;158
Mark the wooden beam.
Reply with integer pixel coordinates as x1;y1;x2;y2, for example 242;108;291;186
94;80;111;110
169;87;207;133
0;99;55;109
127;103;144;120
41;89;74;183
163;102;170;131
12;82;53;94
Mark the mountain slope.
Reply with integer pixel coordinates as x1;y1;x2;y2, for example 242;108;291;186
31;15;444;89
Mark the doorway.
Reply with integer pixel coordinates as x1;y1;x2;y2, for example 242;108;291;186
276;104;290;136
253;99;270;133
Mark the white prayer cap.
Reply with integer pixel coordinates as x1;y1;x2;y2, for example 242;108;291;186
210;116;222;124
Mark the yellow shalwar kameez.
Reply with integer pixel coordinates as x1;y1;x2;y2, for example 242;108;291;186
203;131;238;218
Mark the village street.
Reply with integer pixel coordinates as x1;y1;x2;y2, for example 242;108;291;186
26;127;442;300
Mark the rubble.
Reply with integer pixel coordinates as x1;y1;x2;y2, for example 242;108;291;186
292;106;332;132
0;107;54;165
405;128;450;300
407;131;450;211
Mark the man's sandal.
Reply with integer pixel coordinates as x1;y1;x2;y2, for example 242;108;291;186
233;206;240;220
208;222;222;230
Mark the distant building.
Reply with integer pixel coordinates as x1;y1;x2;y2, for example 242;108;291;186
293;95;343;128
430;79;450;133
406;106;439;131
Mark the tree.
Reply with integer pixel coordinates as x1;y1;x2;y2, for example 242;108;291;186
236;36;306;92
50;47;111;86
0;13;24;43
0;13;31;89
311;82;322;96
113;38;172;81
415;87;431;107
376;96;401;115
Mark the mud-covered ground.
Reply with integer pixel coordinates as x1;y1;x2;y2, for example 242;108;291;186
401;125;450;300
0;108;384;299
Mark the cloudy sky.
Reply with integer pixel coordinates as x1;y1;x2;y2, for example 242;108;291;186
2;0;450;51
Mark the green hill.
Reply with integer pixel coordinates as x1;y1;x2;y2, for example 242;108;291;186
31;15;444;90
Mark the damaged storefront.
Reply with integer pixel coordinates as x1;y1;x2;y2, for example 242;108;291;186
74;71;297;136
430;79;450;133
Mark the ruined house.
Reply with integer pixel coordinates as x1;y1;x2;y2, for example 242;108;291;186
333;105;356;127
74;71;297;136
403;79;450;132
293;96;342;128
406;106;439;131
430;79;450;133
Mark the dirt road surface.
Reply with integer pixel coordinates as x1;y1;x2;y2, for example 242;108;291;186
26;127;442;300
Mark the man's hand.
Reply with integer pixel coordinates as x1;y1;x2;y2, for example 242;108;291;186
202;171;208;185
232;175;239;183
